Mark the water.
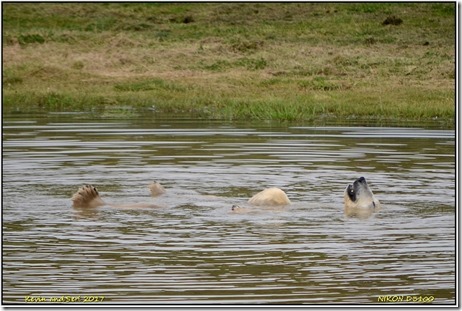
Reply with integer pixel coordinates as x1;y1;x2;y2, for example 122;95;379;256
2;113;455;305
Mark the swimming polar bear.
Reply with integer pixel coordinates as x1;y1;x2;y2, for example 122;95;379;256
344;177;381;218
248;187;291;206
231;187;290;213
71;181;165;208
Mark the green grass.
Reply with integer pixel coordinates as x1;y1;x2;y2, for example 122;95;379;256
2;3;455;123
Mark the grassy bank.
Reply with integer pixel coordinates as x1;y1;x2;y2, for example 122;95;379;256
3;3;455;122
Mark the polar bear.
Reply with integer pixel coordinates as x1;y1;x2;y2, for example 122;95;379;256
71;181;165;208
231;187;290;212
248;187;291;206
344;177;381;217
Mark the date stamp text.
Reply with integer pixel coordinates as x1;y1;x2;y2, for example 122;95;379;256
24;295;105;303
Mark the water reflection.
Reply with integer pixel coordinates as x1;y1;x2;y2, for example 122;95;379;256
2;113;455;304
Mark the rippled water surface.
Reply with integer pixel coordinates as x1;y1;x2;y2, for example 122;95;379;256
3;113;455;305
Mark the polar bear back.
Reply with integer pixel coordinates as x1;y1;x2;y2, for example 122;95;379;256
248;187;291;206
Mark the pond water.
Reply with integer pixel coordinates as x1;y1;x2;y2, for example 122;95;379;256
2;112;455;305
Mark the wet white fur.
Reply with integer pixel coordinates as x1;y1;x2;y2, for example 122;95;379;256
248;187;291;206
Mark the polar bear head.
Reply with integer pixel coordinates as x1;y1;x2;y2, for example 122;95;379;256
344;177;380;217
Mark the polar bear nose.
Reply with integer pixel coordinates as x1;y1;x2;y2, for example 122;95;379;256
358;177;366;183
